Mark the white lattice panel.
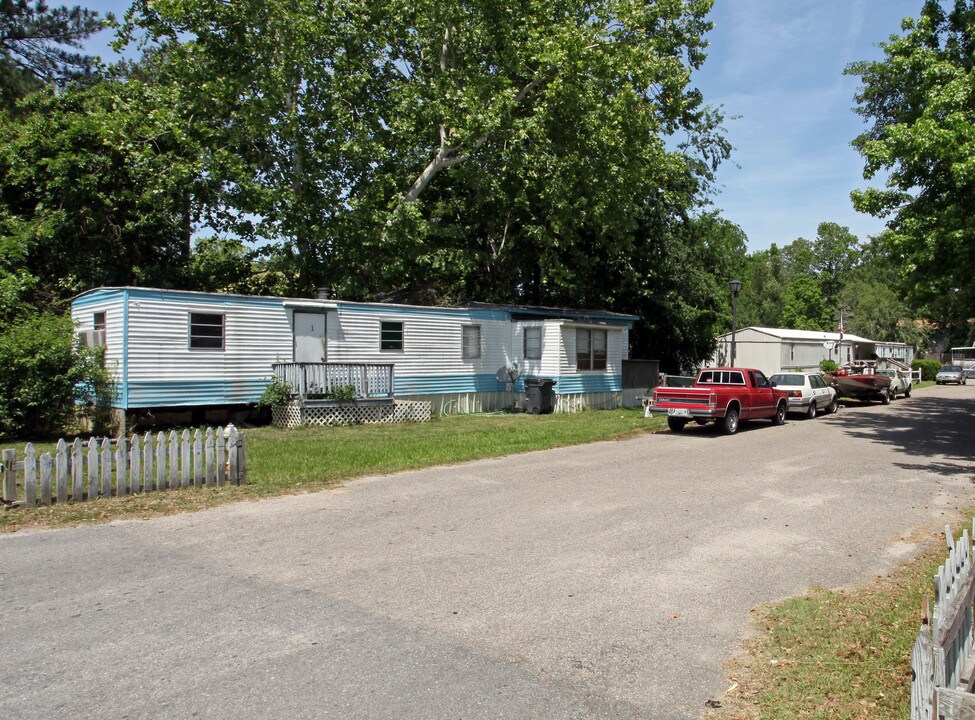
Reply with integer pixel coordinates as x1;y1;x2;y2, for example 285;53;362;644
272;402;431;428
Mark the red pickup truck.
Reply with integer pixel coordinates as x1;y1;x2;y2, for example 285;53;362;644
644;367;789;434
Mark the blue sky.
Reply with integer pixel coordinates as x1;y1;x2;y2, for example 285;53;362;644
693;0;921;250
80;0;923;252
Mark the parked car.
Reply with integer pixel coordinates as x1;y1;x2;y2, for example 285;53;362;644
936;365;967;385
877;369;912;398
768;372;838;419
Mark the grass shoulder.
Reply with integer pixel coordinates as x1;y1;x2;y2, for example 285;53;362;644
1;409;666;533
706;517;968;720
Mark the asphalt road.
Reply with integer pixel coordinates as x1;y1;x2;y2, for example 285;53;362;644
2;385;975;720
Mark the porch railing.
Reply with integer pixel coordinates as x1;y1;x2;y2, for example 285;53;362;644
272;363;395;402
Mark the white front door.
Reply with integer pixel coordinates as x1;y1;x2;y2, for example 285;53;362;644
293;312;326;363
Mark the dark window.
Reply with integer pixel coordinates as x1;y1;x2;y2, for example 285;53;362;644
704;370;746;385
381;321;403;351
91;312;107;347
524;327;542;360
576;329;607;371
189;313;224;349
462;325;481;359
754;371;771;388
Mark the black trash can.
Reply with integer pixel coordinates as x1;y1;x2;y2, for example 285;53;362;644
524;378;557;414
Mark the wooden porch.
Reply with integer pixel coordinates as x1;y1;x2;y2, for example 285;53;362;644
272;363;395;405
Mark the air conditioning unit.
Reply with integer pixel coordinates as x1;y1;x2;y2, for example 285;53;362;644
78;329;106;347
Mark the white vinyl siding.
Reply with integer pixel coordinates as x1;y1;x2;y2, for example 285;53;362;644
124;293;292;391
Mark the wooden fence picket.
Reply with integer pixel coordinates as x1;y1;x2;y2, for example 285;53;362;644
228;426;239;484
180;430;190;489
205;428;215;486
40;452;52;505
56;440;67;504
216;428;226;486
2;447;14;503
143;432;153;493
130;434;141;494
155;431;166;491
193;429;202;486
24;444;36;508
72;438;84;500
100;438;112;497
168;431;178;489
238;433;247;485
87;437;98;500
116;438;128;496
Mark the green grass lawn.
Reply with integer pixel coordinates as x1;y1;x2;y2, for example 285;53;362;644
0;409;665;532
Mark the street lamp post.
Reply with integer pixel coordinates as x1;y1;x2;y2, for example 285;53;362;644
729;279;743;366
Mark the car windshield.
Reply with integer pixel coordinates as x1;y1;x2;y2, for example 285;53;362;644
770;374;804;386
941;366;962;372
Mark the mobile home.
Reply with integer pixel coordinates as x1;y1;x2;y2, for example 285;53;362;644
71;287;638;424
713;327;914;375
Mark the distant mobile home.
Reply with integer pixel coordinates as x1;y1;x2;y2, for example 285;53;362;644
713;326;914;375
71;287;639;423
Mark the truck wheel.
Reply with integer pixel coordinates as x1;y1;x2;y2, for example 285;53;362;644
721;409;739;435
881;389;891;405
667;417;687;432
772;402;787;426
805;401;816;420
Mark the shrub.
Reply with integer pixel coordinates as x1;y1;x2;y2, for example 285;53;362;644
257;377;293;409
0;312;112;439
819;359;839;374
73;345;118;436
325;384;358;402
912;359;941;382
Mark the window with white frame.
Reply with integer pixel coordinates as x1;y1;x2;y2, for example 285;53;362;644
524;327;542;360
381;320;404;351
462;325;481;359
576;328;607;370
189;312;224;350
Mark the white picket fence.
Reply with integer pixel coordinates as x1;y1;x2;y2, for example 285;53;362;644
911;521;975;720
1;426;246;508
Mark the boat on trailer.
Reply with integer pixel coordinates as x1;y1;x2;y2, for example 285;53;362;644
826;361;894;404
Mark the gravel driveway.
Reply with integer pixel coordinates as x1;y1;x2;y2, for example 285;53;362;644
2;385;974;719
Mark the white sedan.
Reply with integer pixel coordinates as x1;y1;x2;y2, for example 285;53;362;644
769;372;838;419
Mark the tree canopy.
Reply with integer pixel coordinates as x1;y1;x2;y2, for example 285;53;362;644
847;0;975;343
118;0;730;309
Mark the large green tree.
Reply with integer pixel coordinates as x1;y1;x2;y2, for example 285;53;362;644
847;0;975;343
123;0;728;309
0;77;218;296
